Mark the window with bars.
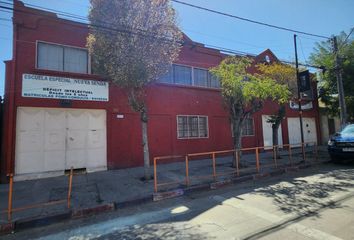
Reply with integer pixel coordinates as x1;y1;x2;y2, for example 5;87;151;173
231;117;255;137
37;42;89;74
159;64;220;89
177;115;208;139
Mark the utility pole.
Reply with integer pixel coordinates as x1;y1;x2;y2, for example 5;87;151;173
294;34;305;160
332;36;347;129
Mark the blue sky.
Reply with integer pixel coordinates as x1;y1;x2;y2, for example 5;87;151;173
0;0;353;96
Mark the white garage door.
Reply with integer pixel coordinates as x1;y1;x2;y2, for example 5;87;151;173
287;117;317;145
15;107;107;180
262;115;283;149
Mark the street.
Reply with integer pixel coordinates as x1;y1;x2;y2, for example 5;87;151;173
3;161;354;240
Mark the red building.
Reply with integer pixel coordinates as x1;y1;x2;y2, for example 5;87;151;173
1;1;321;181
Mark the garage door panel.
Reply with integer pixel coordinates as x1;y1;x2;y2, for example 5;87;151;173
16;152;44;174
262;115;283;149
67;110;88;130
288;117;317;145
67;130;86;149
44;151;65;171
17;131;43;152
16;107;107;179
44;130;65;151
44;109;65;130
17;108;44;131
66;149;86;169
88;130;105;148
88;110;106;130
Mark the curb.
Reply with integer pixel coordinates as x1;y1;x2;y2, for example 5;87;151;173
16;211;72;231
0;222;14;235
72;203;115;219
0;161;320;235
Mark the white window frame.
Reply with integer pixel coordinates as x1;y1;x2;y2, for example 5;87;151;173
177;115;209;139
159;63;220;89
173;63;193;86
36;40;91;74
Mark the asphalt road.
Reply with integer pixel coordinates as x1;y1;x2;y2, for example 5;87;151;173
3;161;354;240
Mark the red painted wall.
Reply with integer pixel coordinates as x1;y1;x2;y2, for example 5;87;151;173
1;1;321;179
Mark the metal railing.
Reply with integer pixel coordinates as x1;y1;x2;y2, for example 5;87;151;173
1;167;75;222
153;142;318;193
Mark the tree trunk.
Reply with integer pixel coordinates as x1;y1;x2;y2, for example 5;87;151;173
271;105;285;158
232;113;243;168
141;109;151;180
272;123;280;158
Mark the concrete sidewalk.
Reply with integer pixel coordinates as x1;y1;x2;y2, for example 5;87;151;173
0;145;329;233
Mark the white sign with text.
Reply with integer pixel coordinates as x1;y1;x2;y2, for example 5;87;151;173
22;73;109;101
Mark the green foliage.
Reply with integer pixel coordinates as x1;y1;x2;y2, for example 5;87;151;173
87;0;182;112
211;56;290;150
310;31;354;121
211;57;290;111
256;62;296;126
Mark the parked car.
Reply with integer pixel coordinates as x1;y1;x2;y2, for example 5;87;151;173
328;124;354;161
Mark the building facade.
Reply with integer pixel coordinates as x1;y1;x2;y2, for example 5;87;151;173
1;1;321;181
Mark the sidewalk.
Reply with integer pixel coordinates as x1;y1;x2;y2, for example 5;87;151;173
0;145;329;233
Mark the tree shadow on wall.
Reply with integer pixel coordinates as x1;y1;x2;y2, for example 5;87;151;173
254;166;354;217
96;222;212;240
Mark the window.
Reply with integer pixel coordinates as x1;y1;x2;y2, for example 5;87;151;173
158;64;220;89
231;117;254;137
177;115;208;139
194;68;208;87
243;118;254;136
160;65;173;84
174;65;192;85
37;42;89;74
209;72;220;88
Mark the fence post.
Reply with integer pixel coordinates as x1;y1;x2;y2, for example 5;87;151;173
153;158;158;193
315;142;318;162
185;155;190;186
256;147;260;173
67;167;73;209
7;174;13;222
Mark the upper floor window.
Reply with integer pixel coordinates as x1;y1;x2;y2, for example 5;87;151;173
37;42;89;74
159;64;220;89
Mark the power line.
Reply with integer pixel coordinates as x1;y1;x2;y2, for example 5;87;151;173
0;3;323;69
172;0;330;40
340;27;354;48
3;0;297;57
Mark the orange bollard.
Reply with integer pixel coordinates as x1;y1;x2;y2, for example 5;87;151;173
67;167;73;209
153;158;158;193
7;174;13;222
185;155;190;186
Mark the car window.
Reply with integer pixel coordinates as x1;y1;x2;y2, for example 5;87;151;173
341;125;354;134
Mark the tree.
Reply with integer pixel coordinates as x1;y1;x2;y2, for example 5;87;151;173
87;0;182;180
257;63;296;155
211;57;290;165
310;31;354;122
